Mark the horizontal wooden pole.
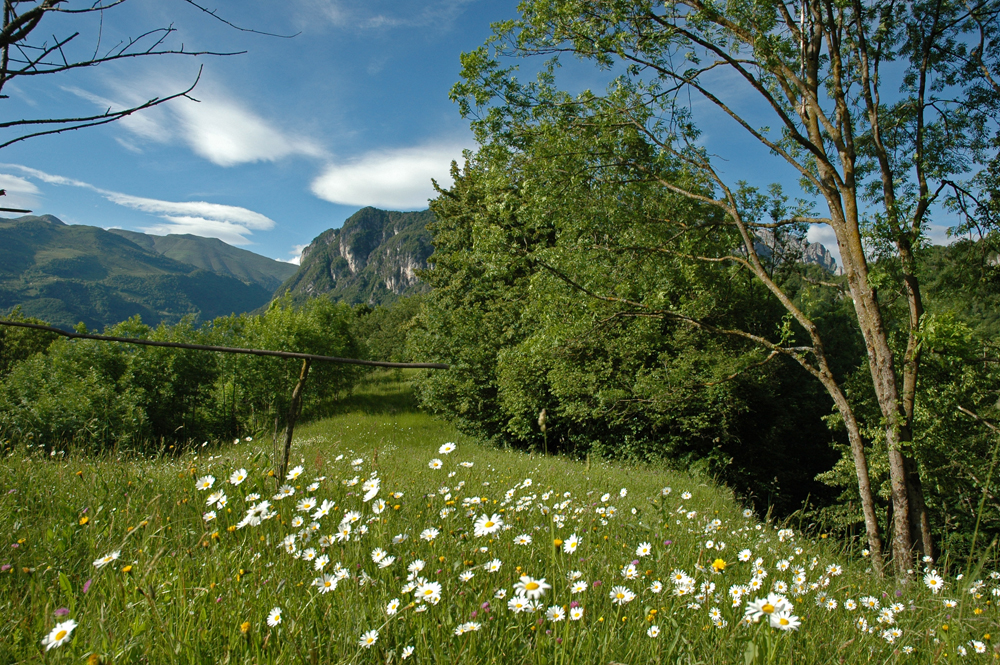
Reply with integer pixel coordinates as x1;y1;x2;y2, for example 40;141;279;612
0;319;449;369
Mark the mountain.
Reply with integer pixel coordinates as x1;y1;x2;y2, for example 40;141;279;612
0;215;275;330
107;229;297;291
754;229;840;274
277;207;434;305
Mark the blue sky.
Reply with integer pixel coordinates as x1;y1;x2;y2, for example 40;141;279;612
0;0;521;263
0;0;954;267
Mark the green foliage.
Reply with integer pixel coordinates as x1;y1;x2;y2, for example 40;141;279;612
350;295;424;363
208;295;363;430
818;241;1000;557
0;306;59;377
410;144;844;515
0;297;362;451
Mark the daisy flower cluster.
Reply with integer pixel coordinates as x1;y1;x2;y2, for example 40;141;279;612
9;427;1000;663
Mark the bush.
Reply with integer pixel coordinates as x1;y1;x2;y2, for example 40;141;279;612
0;297;362;452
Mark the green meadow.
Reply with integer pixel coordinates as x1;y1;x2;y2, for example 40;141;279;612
1;373;997;663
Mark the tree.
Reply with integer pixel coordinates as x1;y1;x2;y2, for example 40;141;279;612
454;0;1000;575
0;0;275;151
413;146;850;516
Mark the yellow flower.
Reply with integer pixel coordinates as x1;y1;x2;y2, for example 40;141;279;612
122;565;133;574
240;621;250;634
553;539;563;547
78;516;89;526
712;559;726;572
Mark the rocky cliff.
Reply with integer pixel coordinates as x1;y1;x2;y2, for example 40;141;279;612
753;229;840;274
277;207;434;305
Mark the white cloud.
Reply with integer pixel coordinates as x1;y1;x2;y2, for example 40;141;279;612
65;76;323;167
0;173;40;211
173;94;324;167
140;217;262;246
62;85;172;144
0;163;275;244
282;244;309;265
103;193;274;230
0;174;40;195
311;143;466;209
304;0;476;31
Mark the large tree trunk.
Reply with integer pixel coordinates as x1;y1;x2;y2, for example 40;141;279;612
823;376;885;574
837;222;922;575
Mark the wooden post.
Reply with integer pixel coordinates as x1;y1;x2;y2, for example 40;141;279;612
276;359;311;483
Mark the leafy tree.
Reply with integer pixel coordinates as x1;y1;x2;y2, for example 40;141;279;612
411;143;847;515
351;295;425;364
207;295;362;432
452;0;1000;575
0;306;57;377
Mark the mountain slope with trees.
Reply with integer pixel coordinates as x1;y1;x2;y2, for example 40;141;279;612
0;215;274;330
108;229;297;292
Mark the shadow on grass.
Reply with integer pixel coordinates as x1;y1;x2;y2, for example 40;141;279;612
310;369;423;418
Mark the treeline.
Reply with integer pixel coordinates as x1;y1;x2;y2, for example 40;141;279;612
0;296;362;451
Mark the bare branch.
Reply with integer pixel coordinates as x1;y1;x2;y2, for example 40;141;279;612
0;65;202;149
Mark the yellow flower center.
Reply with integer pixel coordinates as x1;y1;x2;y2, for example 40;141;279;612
526;582;539;591
617;593;625;599
762;603;775;614
485;521;494;528
55;630;67;640
779;618;790;626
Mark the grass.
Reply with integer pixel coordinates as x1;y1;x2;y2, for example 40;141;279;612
1;372;998;663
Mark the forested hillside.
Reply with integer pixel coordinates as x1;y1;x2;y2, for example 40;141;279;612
0;215;278;329
108;229;297;292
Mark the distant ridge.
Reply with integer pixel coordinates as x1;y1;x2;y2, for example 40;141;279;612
108;229;297;291
0;215;279;330
278;207;434;306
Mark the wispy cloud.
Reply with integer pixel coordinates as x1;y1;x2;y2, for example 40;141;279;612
302;0;477;31
310;143;466;209
172;93;324;167
0;173;40;211
64;75;324;167
2;164;275;245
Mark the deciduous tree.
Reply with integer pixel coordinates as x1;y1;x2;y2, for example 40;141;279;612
453;0;1000;575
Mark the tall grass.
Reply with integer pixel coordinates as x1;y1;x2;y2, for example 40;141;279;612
0;373;997;663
